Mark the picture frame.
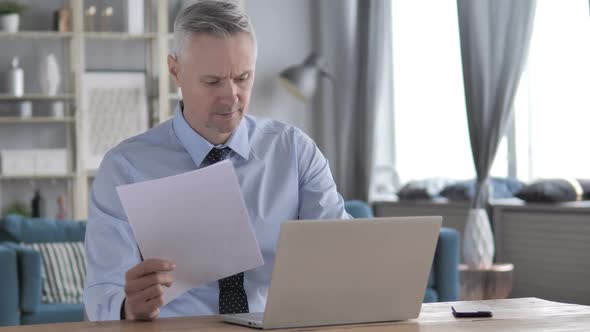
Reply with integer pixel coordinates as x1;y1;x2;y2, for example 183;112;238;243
82;72;148;171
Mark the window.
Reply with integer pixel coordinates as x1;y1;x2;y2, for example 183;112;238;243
389;0;509;185
513;0;590;180
378;0;589;191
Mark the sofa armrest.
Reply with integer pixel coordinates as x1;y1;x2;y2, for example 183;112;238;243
0;243;20;326
3;243;42;314
433;228;460;301
17;247;43;313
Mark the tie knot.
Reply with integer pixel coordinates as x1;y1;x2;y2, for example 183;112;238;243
205;147;232;165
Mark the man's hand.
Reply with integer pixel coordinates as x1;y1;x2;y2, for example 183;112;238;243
123;258;175;321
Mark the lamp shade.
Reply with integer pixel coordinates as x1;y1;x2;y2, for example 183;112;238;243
278;53;330;102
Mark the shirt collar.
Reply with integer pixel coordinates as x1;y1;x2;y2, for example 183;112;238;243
172;102;250;168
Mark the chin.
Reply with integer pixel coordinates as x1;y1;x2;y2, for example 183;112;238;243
217;126;237;135
218;115;243;133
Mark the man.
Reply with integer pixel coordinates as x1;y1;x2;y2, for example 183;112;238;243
84;0;349;322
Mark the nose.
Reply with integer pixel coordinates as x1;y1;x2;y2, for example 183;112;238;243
220;80;239;106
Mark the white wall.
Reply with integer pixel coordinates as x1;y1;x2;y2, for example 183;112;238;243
245;0;316;136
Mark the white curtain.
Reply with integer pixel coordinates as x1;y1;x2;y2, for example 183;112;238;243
457;0;537;268
315;0;393;201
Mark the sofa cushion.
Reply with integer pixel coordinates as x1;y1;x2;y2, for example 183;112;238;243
516;179;590;203
22;242;86;304
0;215;86;243
21;303;84;325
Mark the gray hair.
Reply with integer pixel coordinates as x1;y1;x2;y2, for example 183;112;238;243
172;0;257;58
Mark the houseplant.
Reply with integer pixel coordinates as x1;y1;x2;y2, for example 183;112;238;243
2;201;31;217
0;1;27;33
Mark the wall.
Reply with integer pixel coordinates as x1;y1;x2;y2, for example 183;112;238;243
245;0;315;136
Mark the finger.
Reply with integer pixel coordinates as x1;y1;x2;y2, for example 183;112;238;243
126;259;175;280
126;259;175;281
136;284;166;303
135;308;160;322
146;295;165;312
125;272;173;294
134;296;164;320
148;308;160;321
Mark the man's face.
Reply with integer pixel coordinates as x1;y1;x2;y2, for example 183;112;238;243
168;32;256;144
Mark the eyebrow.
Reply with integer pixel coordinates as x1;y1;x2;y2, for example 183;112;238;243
202;71;252;80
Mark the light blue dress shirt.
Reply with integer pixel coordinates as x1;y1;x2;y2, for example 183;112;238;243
84;104;350;321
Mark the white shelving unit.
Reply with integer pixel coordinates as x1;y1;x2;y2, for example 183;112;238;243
0;117;75;124
0;174;76;180
0;0;174;220
0;93;75;100
0;31;74;39
83;32;158;40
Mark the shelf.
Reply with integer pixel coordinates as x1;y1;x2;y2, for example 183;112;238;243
84;32;158;40
0;94;75;101
0;31;159;40
0;173;75;180
0;117;75;124
0;2;173;220
0;31;73;39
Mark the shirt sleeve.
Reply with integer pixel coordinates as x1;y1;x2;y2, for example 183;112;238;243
294;129;352;220
84;151;142;321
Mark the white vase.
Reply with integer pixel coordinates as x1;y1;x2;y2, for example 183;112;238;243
18;101;32;118
463;208;495;269
0;14;19;33
39;53;61;96
51;101;65;118
126;0;144;35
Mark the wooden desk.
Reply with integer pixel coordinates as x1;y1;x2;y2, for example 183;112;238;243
2;298;590;332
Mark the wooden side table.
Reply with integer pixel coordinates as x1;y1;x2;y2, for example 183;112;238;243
459;263;514;300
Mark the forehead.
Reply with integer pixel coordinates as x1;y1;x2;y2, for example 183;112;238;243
179;32;256;73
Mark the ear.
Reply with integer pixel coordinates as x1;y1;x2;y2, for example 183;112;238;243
168;54;181;86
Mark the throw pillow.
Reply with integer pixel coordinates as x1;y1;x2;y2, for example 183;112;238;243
397;178;455;200
440;177;524;201
22;242;86;304
515;179;590;203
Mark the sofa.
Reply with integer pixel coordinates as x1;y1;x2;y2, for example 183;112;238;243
0;215;86;326
344;200;460;302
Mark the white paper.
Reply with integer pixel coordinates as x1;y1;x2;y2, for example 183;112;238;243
116;160;264;305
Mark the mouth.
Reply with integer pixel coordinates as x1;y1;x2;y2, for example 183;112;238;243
215;108;242;117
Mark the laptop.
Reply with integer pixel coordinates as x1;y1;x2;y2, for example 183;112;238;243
222;216;442;329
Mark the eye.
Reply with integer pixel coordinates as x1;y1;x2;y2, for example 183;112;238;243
236;74;250;82
205;79;220;86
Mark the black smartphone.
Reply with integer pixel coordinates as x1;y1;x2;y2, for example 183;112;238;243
452;304;493;318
